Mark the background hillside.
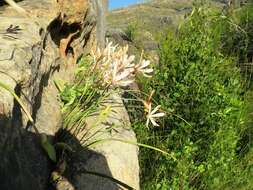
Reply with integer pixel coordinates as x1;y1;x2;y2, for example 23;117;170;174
107;0;226;33
106;0;227;61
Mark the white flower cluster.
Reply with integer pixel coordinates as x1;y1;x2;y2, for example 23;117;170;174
91;42;153;87
91;41;165;128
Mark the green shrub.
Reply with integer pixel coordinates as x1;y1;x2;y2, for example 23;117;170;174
125;22;138;41
133;4;253;190
221;2;253;64
219;3;253;88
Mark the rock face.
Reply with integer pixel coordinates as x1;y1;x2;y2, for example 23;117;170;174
60;93;140;190
0;0;139;190
0;1;59;188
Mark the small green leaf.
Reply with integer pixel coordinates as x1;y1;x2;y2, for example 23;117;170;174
40;134;57;162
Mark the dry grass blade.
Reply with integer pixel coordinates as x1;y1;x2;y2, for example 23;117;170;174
0;81;34;124
0;81;56;162
4;0;27;14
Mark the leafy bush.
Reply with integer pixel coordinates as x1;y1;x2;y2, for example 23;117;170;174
133;4;253;190
125;22;138;41
219;2;253;88
221;2;253;64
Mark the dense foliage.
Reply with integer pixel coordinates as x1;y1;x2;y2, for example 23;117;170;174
221;3;253;64
133;3;253;190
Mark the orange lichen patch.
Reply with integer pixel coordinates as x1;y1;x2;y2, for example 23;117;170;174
59;31;78;59
57;0;89;24
56;0;89;62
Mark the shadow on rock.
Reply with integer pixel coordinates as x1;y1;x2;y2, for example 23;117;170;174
0;115;52;190
53;128;135;190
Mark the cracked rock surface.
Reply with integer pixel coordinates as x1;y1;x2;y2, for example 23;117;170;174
0;1;139;190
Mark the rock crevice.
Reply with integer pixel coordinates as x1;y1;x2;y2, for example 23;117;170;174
0;1;139;190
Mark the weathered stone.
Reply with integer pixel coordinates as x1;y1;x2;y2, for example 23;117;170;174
0;1;140;190
0;1;61;189
60;92;140;190
106;28;132;42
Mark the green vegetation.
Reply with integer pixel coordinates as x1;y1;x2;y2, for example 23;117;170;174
58;42;155;147
221;3;253;64
59;56;108;134
129;2;253;190
125;22;138;41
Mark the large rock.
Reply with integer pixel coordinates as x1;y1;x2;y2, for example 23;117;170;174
58;93;140;190
0;3;58;188
0;0;96;189
0;0;139;190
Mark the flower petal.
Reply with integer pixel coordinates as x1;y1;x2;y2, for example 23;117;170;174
152;112;165;118
143;73;153;78
146;118;150;127
151;105;161;114
140;60;151;68
142;68;153;73
117;79;135;87
150;118;159;126
115;70;132;81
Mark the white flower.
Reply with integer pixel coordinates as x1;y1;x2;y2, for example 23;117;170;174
104;60;135;87
135;59;153;78
91;41;153;87
146;105;165;127
122;54;135;69
111;63;134;87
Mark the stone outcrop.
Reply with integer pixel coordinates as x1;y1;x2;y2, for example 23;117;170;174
58;93;140;190
0;0;139;190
